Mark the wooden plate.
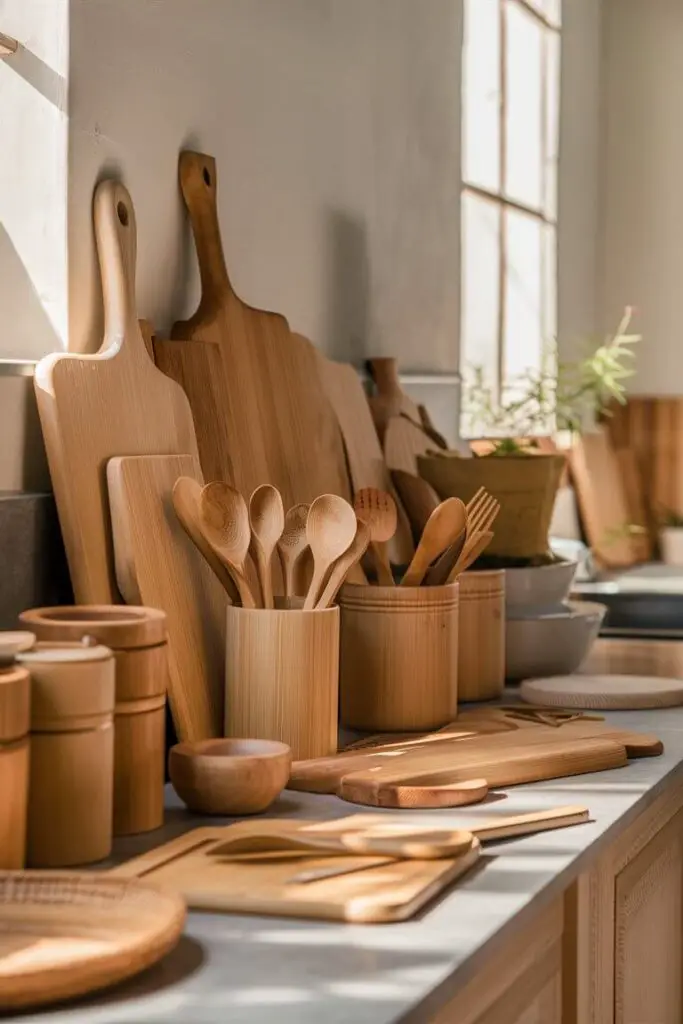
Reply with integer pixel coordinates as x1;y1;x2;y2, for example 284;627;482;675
520;674;683;710
0;873;185;1010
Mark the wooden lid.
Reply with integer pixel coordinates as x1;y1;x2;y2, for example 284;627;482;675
0;667;30;743
19;606;166;650
20;644;116;727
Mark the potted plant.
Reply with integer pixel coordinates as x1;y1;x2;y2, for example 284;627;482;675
659;509;683;566
418;308;640;562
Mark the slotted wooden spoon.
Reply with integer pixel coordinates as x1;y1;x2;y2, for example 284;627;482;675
353;488;397;585
199;482;257;608
277;504;310;598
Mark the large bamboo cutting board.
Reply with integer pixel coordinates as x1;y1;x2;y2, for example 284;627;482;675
110;819;480;923
34;181;200;604
107;455;226;740
319;355;413;565
153;151;350;511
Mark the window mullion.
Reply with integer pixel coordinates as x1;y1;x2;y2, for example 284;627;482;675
497;0;508;404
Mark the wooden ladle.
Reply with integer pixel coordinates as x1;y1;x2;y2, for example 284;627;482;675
277;503;310;598
316;519;371;609
304;495;358;609
400;498;467;587
249;485;284;609
199;482;257;608
172;477;240;603
353;488;397;585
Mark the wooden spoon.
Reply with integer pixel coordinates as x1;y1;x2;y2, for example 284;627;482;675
424;488;494;586
303;495;358;609
400;498;467;587
249;485;284;609
353;488;397;585
172;477;240;603
199;482;257;608
316;520;371;609
447;531;494;581
211;826;475;861
277;503;310;598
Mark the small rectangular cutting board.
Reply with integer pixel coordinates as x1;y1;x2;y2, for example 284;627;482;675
110;818;480;924
34;181;201;604
107;454;226;740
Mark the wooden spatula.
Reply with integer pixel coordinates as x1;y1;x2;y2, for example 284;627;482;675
401;498;467;587
353;488;397;585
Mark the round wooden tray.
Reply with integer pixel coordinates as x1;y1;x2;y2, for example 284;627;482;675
0;873;185;1010
520;674;683;710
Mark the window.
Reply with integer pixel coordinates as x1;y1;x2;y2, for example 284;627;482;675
460;0;561;436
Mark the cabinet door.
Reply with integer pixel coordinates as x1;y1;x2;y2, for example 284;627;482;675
615;810;683;1024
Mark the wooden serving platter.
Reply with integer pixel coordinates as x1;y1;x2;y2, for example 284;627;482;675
110;818;480;924
34;181;200;604
154;152;350;514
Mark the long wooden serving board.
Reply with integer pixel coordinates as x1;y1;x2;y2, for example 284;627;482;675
34;181;201;604
110;818;480;924
153;151;350;513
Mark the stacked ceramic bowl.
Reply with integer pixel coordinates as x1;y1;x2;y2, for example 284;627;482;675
504;560;606;682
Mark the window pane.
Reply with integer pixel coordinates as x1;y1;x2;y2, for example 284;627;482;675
461;192;501;389
544;223;557;343
505;2;543;210
503;208;543;384
463;0;500;191
544;30;561;219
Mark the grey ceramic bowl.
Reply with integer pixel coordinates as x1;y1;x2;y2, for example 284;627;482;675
505;560;578;615
505;600;606;682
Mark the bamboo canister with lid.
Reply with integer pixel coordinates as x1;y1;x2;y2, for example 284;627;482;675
0;665;30;869
20;642;115;867
19;606;167;835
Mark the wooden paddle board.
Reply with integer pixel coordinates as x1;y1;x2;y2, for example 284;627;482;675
34;181;200;603
110;818;480;923
383;416;441;476
107;454;226;740
319;356;413;565
153;151;350;513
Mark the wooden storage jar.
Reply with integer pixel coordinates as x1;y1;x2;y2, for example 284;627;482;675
339;582;459;731
458;570;505;702
224;601;339;760
0;667;30;868
21;643;115;867
19;606;167;835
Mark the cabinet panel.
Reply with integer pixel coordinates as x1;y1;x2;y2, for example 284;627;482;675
615;811;683;1024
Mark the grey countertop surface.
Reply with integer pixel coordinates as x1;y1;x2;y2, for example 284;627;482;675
14;706;683;1024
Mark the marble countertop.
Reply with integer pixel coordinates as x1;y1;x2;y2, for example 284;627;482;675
15;706;683;1024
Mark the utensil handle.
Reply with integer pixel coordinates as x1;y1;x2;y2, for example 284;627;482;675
339;774;489;809
470;806;590;841
94;181;141;355
371;542;394;586
179;151;233;310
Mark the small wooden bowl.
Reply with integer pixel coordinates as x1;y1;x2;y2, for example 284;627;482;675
168;738;291;815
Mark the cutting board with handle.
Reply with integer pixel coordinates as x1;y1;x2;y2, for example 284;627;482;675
107;454;226;740
319;355;413;565
153;151;349;512
383;415;441;475
34;180;200;604
110;817;480;923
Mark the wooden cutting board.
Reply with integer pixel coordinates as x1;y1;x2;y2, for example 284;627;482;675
110;818;480;923
520;675;683;711
153;151;349;512
319;356;413;565
568;428;642;568
34;181;201;603
383;416;441;475
107;455;226;740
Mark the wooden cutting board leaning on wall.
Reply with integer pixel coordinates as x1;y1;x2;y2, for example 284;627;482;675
34;181;202;604
153;151;350;512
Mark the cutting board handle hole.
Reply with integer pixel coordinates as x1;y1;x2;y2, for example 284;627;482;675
117;202;129;227
203;167;212;187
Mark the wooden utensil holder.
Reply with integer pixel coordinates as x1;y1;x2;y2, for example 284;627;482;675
21;643;116;867
339;583;459;731
0;667;30;869
458;570;505;702
19;606;167;835
224;602;340;760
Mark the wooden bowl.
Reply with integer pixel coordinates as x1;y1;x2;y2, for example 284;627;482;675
168;738;291;815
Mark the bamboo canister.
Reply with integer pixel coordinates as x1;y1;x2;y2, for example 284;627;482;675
458;570;505;702
19;606;167;835
0;667;30;869
339;582;459;731
21;643;115;867
224;603;340;760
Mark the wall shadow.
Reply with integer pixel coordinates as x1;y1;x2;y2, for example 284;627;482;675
326;210;370;365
